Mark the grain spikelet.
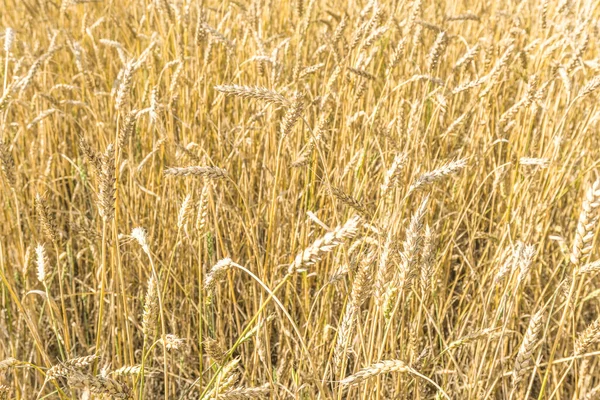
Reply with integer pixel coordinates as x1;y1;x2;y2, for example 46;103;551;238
408;158;467;195
164;166;228;179
512;309;544;388
288;216;361;273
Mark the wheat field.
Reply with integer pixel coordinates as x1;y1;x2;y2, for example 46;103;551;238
1;0;600;398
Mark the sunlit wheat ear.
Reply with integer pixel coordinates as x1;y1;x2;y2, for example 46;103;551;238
577;75;600;100
341;360;413;386
19;49;60;94
398;195;429;292
177;193;193;230
426;31;447;73
517;244;535;286
279;91;304;138
164;165;228;179
577;259;600;275
407;158;467;195
380;153;407;199
446;328;497;353
454;43;480;71
495;241;523;283
114;60;136;111
571;180;600;267
512;309;544;390
0;357;18;370
67;371;131;399
204;258;234;300
98;144;116;221
142;275;158;340
0;138;16;188
35;194;58;243
111;365;142;376
288;215;361;274
575;317;600;356
214;84;290;107
205;358;240;398
330;186;370;218
217;384;271;399
79;136;102;173
118;109;137;151
334;251;375;371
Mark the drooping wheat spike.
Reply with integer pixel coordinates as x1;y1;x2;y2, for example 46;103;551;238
517;244;536;286
426;31;447;73
351;250;376;308
216;384;270;399
64;355;98;369
131;227;150;255
495;241;523;283
115;60;136;111
288;215;361;274
341;359;412;386
196;181;210;232
35;194;58;243
142;275;158;339
578;259;600;275
479;44;515;98
118;109;137;151
512;309;544;389
348;67;376;81
280;91;304;138
0;357;18;370
111;365;142;376
387;37;407;75
98;144;116;221
333;304;356;372
577;76;600;99
214;84;290;107
454;43;480;71
67;371;131;399
205;258;234;295
26;109;60;130
204;337;227;364
79;136;102;173
571;180;600;267
541;0;549;29
575;317;600;356
205;358;240;398
398;196;429;292
177;193;193;230
408;158;467;195
330;186;370;218
446;328;497;352
46;363;71;380
331;13;348;47
380;153;407;199
19;49;59;94
164;166;228;179
0;138;16;187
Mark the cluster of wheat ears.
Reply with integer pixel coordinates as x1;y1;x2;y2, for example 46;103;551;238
2;0;600;398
